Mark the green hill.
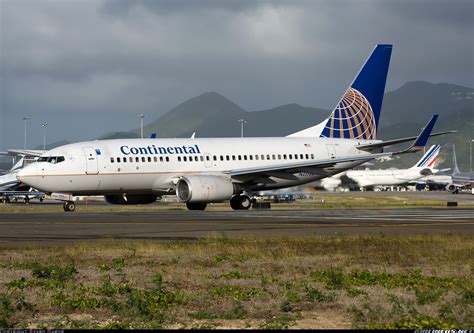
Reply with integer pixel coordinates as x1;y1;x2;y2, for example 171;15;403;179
99;81;474;171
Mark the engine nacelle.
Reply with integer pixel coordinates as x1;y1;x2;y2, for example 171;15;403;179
445;183;458;193
176;175;237;203
104;194;158;205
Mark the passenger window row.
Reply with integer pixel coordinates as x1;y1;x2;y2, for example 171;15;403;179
212;153;314;162
111;156;170;163
110;153;315;164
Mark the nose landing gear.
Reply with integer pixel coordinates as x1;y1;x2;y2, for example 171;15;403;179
63;201;76;212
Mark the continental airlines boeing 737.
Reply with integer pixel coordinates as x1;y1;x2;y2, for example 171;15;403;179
16;44;454;211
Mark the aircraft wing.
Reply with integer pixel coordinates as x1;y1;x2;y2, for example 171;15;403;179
0;191;45;197
226;152;393;181
6;149;45;157
357;115;455;151
227;115;441;182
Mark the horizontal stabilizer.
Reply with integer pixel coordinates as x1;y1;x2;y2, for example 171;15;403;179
356;130;456;151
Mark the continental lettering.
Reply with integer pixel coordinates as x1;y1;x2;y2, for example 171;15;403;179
120;145;202;155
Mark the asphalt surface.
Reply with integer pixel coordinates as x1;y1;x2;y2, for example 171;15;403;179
0;208;472;246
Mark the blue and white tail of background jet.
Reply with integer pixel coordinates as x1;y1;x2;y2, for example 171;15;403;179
410;144;441;170
288;44;392;139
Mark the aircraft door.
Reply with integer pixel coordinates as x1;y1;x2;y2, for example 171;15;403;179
82;147;99;175
326;144;337;159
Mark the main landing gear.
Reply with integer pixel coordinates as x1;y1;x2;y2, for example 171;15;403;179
63;201;76;212
186;202;207;210
230;194;252;210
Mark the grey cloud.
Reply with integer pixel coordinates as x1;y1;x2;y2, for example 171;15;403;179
0;0;472;150
380;0;473;30
100;0;273;16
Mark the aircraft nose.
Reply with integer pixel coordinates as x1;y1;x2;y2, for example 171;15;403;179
16;164;38;187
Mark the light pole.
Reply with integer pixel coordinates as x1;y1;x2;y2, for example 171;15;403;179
139;113;145;138
238;118;247;138
22;117;30;149
470;139;474;173
42;123;48;151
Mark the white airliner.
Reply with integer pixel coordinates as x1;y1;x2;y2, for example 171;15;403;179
339;144;442;190
446;144;474;194
0;157;24;191
0;152;46;203
16;44;454;211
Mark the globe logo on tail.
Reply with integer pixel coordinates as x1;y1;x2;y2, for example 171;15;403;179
320;87;376;140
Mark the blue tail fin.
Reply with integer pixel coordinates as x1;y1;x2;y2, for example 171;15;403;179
288;44;392;139
320;44;392;139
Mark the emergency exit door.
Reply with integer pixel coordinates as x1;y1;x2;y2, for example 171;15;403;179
326;144;337;159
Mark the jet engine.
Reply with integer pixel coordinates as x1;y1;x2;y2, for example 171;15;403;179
104;194;158;205
176;175;237;203
445;183;459;193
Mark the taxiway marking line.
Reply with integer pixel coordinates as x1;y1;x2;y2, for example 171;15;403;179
0;221;472;228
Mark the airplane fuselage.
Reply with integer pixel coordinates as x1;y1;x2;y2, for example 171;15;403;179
17;137;379;196
345;168;429;188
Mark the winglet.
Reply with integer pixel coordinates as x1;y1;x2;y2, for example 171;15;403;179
150;133;157;139
412;115;438;149
395;115;439;154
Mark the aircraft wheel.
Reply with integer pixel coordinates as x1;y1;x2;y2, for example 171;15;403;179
230;195;251;210
63;201;76;212
186;202;207;210
230;195;241;210
239;195;251;210
24;196;30;204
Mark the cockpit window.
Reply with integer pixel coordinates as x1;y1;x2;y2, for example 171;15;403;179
37;156;65;164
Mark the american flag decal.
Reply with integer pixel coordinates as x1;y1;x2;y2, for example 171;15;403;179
304;143;311;148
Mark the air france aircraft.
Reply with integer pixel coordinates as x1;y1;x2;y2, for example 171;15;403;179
17;44;454;211
341;144;443;190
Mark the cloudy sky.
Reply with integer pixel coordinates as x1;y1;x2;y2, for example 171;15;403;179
1;0;473;150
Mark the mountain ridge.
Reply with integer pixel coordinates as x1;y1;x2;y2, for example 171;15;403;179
97;80;473;170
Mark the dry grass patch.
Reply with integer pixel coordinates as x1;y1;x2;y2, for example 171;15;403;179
0;234;472;329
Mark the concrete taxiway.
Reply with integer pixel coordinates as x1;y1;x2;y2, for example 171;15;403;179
0;208;472;245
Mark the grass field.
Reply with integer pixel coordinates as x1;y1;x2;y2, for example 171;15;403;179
0;192;472;213
0;234;472;329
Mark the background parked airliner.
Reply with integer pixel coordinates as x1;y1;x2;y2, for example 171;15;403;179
446;145;474;193
337;144;442;190
17;44;453;211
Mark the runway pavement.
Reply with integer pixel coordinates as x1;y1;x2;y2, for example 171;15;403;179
0;208;473;245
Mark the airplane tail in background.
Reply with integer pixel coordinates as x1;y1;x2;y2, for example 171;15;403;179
411;144;441;170
10;157;25;172
452;144;461;174
288;44;392;139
